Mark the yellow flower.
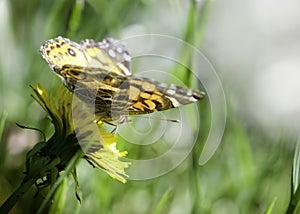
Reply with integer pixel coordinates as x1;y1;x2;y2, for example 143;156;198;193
30;84;130;183
0;84;131;213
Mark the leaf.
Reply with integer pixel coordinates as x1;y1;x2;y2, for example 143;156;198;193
153;188;174;214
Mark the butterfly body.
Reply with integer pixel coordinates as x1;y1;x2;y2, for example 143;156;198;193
40;37;205;124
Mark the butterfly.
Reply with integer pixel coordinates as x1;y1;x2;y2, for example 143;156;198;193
40;36;205;125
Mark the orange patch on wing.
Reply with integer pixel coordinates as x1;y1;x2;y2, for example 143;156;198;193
132;102;146;111
143;100;156;110
150;93;162;101
140;92;151;99
129;86;141;101
142;82;156;92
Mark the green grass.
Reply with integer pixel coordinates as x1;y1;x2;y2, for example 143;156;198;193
0;0;297;213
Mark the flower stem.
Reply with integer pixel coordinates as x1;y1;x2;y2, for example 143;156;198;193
0;156;61;213
0;175;36;213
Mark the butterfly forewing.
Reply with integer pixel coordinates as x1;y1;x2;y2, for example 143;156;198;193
81;38;131;76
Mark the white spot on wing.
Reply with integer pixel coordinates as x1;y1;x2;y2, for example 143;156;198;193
118;64;131;75
168;97;181;107
108;49;116;58
117;47;123;53
123;53;131;61
189;96;197;102
167;89;176;95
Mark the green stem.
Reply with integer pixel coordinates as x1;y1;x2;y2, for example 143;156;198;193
37;150;82;214
190;152;201;213
0;176;36;213
286;176;300;213
0;157;61;213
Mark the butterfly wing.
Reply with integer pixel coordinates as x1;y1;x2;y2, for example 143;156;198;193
40;37;205;125
40;37;88;72
80;38;131;76
72;70;205;122
40;36;132;121
40;36;131;76
111;76;205;116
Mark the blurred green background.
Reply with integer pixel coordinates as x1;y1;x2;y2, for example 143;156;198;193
1;0;299;213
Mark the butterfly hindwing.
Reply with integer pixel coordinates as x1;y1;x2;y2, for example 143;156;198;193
125;76;204;115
